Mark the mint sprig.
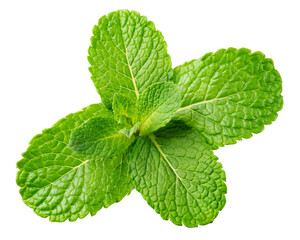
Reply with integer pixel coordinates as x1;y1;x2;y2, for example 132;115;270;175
16;9;283;227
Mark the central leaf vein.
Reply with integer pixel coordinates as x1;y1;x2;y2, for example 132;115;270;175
148;134;199;201
49;159;90;186
117;11;139;99
124;47;139;99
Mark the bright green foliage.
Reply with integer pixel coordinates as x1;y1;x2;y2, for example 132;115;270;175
113;93;138;125
69;116;134;158
128;123;226;227
88;10;172;108
16;103;133;222
17;10;283;227
120;121;141;138
173;48;283;149
138;82;181;136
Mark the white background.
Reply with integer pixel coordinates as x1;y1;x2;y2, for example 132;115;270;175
1;0;299;239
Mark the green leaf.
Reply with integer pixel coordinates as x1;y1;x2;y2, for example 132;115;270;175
16;103;133;222
128;122;227;227
88;10;172;108
173;48;283;149
112;93;138;125
138;82;181;136
120;121;141;138
69;116;134;158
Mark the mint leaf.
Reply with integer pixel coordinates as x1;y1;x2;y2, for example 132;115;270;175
138;82;181;136
16;103;133;222
120;121;141;138
17;10;283;226
128;122;227;227
113;93;138;125
173;48;283;149
89;10;172;108
69;116;134;158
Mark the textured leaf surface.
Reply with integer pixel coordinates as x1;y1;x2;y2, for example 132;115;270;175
128;123;226;227
138;82;181;136
173;48;283;149
113;93;138;125
70;116;134;158
16;104;133;222
89;10;172;108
